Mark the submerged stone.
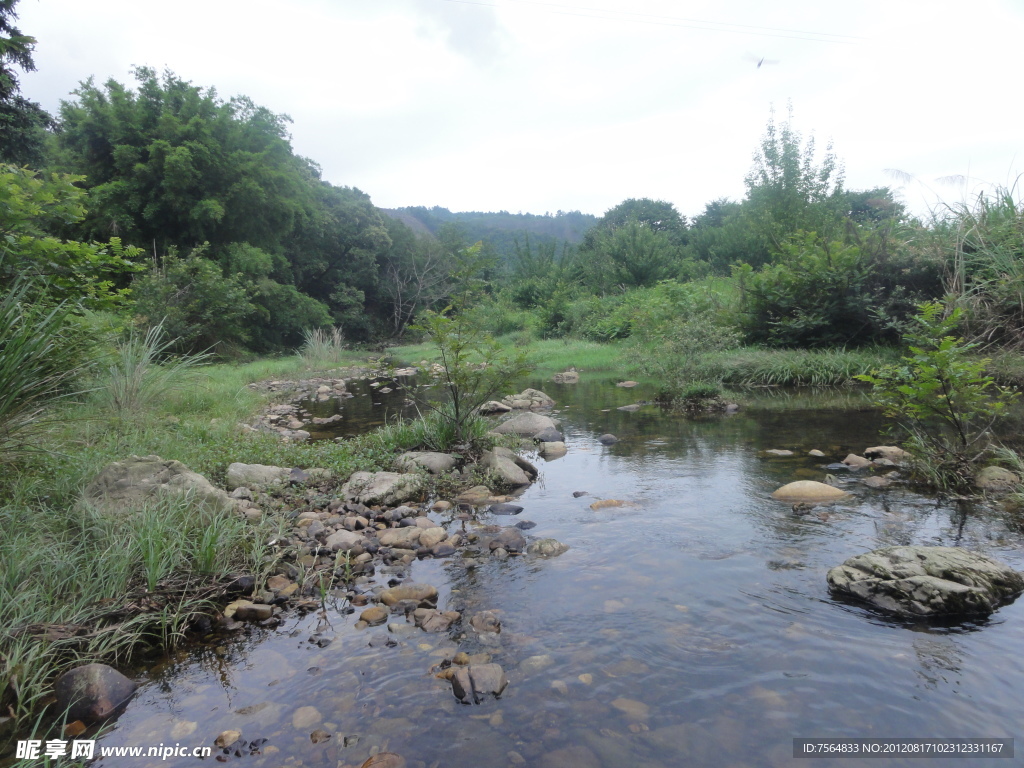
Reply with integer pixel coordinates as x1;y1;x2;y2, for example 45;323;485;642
54;664;137;724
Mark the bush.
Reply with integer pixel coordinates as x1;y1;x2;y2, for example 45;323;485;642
93;322;211;417
857;302;1018;490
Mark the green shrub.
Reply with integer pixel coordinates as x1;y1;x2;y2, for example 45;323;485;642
857;302;1018;490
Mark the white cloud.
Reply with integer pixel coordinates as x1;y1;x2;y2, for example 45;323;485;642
14;0;1024;217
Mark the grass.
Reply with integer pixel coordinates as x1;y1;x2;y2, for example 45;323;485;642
92;322;211;417
683;346;903;387
390;336;626;378
297;326;348;370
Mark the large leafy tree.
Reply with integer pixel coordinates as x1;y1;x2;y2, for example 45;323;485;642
0;0;52;165
52;68;401;347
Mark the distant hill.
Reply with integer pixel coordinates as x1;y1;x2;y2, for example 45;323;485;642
380;206;598;259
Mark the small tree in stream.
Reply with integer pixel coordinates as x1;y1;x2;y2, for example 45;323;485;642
856;302;1017;490
413;244;532;449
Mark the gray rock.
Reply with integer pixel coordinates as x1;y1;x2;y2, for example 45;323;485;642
539;441;567;458
975;466;1019;492
225;463;290;491
527;538;569;557
84;455;234;516
54;663;137;723
827;546;1024;617
864;445;912;464
469;611;501;633
492;412;559;436
491;528;527;553
597;434;619;445
378;527;421;549
417;527;447;549
451;664;508;703
532;426;564;442
842;454;872;469
478;400;513;414
490;503;523;516
229;486;253;500
341;471;424;506
481;450;531;487
552;370;579;384
395;452;458;475
502;388;555;409
617;404;641;412
326;529;367;552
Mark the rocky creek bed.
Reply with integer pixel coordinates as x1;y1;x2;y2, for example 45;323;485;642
46;380;1024;768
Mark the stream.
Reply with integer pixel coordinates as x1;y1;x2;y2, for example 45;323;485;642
90;377;1024;768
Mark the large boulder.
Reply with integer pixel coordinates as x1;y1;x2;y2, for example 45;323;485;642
341;471;424;506
827;546;1024;617
502;388;555;410
492;412;559;437
84;455;233;515
975;466;1019;492
54;663;137;723
771;481;848;502
225;463;290;491
395;452;458;475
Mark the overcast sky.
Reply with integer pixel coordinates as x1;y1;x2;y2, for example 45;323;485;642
15;0;1024;220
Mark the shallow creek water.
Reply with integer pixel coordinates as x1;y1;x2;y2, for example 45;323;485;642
95;379;1024;768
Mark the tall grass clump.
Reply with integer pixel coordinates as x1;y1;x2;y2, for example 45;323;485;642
298;326;347;369
94;322;211;417
0;280;79;463
0;492;269;731
938;182;1024;348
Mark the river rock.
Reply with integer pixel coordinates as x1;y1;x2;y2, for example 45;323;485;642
481;450;531;487
84;455;234;515
808;449;826;457
228;600;273;621
597;434;619;445
326;529;367;552
414;608;460;632
617;404;641;412
469;611;502;633
552;370;580;384
457;485;494;504
975;466;1019;492
502;388;555;409
527;538;569;557
418;527;447;549
378;527;421;549
54;664;137;724
490;502;523;515
395;452;458;475
360;753;407;768
842;454;872;469
479;400;513;415
861;475;893;489
533;426;564;442
519;654;554;675
451;663;509;703
611;697;650;721
341;471;424;506
616;381;638;388
864;445;912;464
764;449;794;456
292;706;322;730
360;606;388;626
225;463;290;490
827;545;1024;617
491;527;527;552
771;481;848;502
492;412;559;436
379;583;438;607
539;441;567;458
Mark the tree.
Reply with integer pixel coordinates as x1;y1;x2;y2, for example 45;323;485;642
744;104;846;248
0;165;141;309
0;0;51;165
